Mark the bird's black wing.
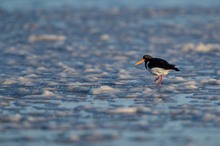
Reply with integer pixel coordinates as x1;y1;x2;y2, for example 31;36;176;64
148;58;176;70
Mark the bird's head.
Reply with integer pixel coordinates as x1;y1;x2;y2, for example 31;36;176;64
135;55;153;65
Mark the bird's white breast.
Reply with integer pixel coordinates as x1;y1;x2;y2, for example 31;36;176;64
146;62;172;76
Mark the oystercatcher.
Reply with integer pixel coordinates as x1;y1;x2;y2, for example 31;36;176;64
135;55;180;85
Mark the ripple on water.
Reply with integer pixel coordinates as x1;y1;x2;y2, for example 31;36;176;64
0;4;220;146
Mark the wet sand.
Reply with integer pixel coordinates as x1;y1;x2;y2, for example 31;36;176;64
0;1;220;146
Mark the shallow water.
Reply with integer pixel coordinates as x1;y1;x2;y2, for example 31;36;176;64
0;1;220;146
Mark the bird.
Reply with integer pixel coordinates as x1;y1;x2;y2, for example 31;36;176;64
135;54;180;85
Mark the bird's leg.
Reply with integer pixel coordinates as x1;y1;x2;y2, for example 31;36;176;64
155;75;160;86
158;75;163;85
155;75;163;87
154;76;160;84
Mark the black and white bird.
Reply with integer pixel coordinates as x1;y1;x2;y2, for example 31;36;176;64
135;54;180;85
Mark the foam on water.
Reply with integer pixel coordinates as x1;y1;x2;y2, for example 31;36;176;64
0;2;220;146
182;43;220;53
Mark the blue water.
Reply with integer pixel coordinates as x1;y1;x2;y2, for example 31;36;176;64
0;1;220;146
1;0;220;11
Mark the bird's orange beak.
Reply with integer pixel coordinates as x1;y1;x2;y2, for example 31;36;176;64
135;59;145;65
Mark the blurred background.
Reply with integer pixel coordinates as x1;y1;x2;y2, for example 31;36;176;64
0;1;220;146
1;0;220;10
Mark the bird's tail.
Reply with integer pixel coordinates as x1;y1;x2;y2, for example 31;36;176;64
174;67;180;71
171;64;180;71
